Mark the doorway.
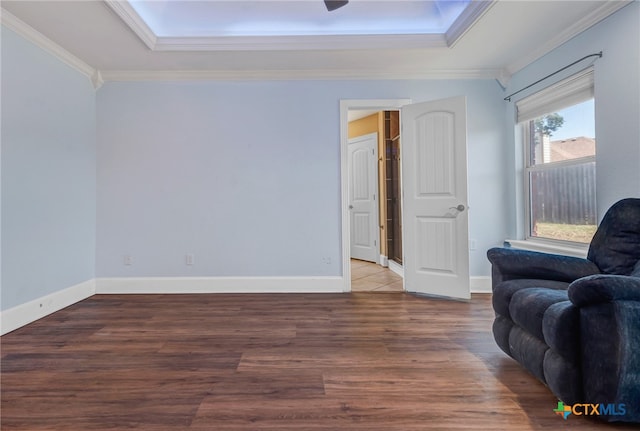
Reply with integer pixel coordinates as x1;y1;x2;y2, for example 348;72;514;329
347;111;403;270
343;100;410;292
340;98;471;298
348;112;403;292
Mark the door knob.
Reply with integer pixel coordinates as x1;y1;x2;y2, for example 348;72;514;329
450;204;465;212
349;205;354;209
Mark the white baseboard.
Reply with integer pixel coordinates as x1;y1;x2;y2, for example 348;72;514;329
470;276;492;294
388;260;404;278
0;275;487;335
95;276;345;294
0;279;96;335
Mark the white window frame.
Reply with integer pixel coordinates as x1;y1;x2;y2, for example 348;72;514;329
516;67;595;250
522;124;596;246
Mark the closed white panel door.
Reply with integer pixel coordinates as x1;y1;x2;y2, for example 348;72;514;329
349;133;379;263
401;97;470;299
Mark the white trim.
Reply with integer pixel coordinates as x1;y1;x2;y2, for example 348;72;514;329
505;239;588;258
103;0;156;50
0;279;96;336
340;99;412;293
0;274;488;333
0;8;99;88
95;276;344;294
470;276;492;294
505;1;631;76
92;70;105;90
99;68;502;82
446;0;496;47
105;1;484;52
155;34;447;52
3;0;627;87
388;260;404;278
496;70;511;89
379;255;389;267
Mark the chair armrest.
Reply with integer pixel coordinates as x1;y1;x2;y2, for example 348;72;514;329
568;274;640;422
568;274;640;306
487;247;600;285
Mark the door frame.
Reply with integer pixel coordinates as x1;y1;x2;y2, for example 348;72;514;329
340;99;411;292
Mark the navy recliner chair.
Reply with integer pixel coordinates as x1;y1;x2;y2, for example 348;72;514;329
487;198;640;423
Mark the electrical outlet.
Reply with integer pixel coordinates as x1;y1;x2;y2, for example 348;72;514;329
123;255;133;266
186;253;194;265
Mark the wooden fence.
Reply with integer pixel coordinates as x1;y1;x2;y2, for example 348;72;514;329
530;161;596;225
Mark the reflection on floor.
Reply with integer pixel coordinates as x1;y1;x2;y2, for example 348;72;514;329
351;259;403;292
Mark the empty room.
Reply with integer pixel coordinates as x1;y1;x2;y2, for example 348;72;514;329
1;1;639;429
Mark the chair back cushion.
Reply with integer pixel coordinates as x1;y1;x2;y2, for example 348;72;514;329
588;198;640;275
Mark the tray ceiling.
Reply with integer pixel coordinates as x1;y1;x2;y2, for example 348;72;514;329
0;1;632;86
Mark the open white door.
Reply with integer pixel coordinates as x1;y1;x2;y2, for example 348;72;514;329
348;133;379;263
401;96;470;299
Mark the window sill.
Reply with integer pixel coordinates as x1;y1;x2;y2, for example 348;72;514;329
505;239;588;258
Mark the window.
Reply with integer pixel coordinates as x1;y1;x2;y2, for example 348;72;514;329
517;68;596;244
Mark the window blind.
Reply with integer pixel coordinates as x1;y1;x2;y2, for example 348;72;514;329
516;67;594;123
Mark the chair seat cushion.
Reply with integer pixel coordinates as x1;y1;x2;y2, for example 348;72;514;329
509;287;570;341
493;279;569;319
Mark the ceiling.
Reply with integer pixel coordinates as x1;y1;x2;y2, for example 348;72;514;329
127;0;472;37
0;1;631;87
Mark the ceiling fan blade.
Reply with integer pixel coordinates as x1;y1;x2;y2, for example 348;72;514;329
325;0;349;12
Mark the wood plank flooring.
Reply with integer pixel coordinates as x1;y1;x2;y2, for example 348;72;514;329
1;293;635;430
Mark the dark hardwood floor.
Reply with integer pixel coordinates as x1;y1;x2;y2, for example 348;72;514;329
1;293;635;430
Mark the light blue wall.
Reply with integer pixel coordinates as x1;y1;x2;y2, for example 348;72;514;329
8;2;636;301
1;27;97;311
97;79;507;278
503;1;640;234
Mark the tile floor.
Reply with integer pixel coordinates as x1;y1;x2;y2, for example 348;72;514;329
350;259;403;292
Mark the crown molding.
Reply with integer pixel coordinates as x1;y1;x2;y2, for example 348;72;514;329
1;8;100;87
446;0;496;47
100;68;503;82
495;69;511;89
103;0;156;50
92;70;105;90
154;33;447;51
505;0;631;76
105;0;452;52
